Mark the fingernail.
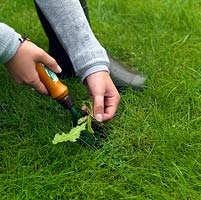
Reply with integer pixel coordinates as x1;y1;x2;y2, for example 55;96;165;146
57;65;62;73
95;114;103;122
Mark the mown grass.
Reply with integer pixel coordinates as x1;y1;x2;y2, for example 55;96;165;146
1;0;201;199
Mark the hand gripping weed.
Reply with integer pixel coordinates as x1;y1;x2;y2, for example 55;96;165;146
36;63;107;149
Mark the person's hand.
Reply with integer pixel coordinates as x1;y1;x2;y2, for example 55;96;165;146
84;71;120;122
5;40;61;95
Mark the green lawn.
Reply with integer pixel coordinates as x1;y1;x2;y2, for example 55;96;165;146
1;0;201;199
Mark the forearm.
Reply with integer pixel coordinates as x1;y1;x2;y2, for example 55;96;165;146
0;23;21;64
35;0;110;81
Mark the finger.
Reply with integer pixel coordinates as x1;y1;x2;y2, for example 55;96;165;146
81;105;89;116
102;96;120;121
36;49;62;73
93;95;104;122
103;106;116;121
34;82;49;95
28;76;49;95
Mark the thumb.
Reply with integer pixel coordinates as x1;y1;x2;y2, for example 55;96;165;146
36;49;62;73
32;77;49;95
93;95;104;122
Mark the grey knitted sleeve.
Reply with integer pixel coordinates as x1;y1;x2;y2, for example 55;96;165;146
35;0;110;81
0;23;21;64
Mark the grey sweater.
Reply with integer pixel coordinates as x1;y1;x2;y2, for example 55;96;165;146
0;0;109;81
0;23;21;64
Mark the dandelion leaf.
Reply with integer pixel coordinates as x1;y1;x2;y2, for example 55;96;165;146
52;122;87;144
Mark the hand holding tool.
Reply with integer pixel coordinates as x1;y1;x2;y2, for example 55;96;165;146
36;63;81;126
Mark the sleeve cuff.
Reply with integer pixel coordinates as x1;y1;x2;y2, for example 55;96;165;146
80;65;110;82
0;23;22;64
2;33;21;64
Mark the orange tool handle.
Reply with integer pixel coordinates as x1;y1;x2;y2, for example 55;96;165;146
36;64;68;101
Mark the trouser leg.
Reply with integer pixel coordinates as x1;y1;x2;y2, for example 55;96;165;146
34;0;90;77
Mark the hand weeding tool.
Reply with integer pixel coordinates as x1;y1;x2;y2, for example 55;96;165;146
36;63;81;126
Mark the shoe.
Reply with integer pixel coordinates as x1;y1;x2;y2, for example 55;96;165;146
108;55;146;90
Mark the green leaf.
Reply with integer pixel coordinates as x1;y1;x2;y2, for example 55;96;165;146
77;116;88;125
52;122;87;144
87;116;94;134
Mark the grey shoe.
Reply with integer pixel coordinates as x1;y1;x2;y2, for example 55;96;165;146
109;55;146;90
